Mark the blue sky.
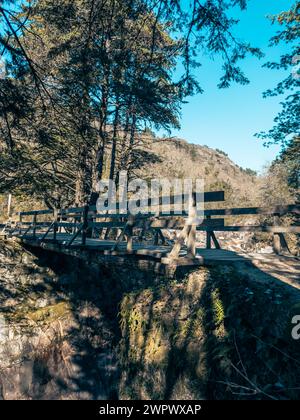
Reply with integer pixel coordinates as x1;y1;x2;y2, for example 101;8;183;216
167;0;294;172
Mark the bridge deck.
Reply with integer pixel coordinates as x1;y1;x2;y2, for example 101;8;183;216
17;231;299;267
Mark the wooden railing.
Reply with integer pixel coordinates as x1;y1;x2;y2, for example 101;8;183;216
6;192;300;258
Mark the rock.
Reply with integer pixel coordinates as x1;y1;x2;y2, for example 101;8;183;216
258;246;274;254
34;298;49;309
0;239;119;400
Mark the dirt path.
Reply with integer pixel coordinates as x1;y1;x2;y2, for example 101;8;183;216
235;253;300;300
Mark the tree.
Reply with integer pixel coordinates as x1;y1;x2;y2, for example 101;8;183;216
256;2;300;148
274;136;299;201
256;2;299;211
0;0;260;207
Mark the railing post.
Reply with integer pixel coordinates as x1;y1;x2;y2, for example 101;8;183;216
158;229;166;245
272;214;290;255
206;216;212;249
82;205;89;246
7;193;12;218
273;233;281;254
187;227;196;257
168;192;196;260
53;208;58;241
32;213;37;238
186;192;197;257
154;230;159;245
210;231;221;249
126;215;135;253
19;212;22;235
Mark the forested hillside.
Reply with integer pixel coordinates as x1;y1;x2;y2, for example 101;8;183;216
141;137;259;206
0;133;263;219
2;134;298;219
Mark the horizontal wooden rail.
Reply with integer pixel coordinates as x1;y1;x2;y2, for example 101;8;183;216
24;218;298;235
55;222;80;229
199;225;300;233
19;209;53;216
89;190;224;211
204;204;300;217
18;203;300;220
18;221;52;226
149;218;224;229
88;218;224;230
17;191;225;218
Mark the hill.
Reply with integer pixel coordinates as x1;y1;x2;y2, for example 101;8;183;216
138;137;260;207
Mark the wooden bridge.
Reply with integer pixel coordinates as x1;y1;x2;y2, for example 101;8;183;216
1;191;299;268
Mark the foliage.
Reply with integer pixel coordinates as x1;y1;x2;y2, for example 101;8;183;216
256;2;300;148
215;148;228;157
241;167;257;177
0;0;259;207
275;136;300;194
119;266;300;400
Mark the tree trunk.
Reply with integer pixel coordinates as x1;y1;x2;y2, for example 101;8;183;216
109;101;120;181
93;70;110;189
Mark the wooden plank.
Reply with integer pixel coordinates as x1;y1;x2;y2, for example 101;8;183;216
161;257;205;266
22;225;33;237
187;225;196;256
66;223;83;247
39;222;55;242
12;222;300;236
88;190;224;213
32;213;37;238
205;215;212;249
203;191;225;203
186;194;197;257
90;217;224;230
199;225;300;233
20;209;53;216
272;215;291;255
21;207;84;217
168;194;198;259
146;191;224;206
53;208;58;241
59;206;84;215
150;218;224;229
125;217;134;253
111;216;135;252
56;222;81;228
157;229;167;245
81;205;89;246
20;202;298;220
204;204;300;217
89;221;127;228
210;231;221;249
93;213;129;219
273;233;281;254
93;211;188;219
18;221;52;226
206;232;211;249
277;233;290;253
